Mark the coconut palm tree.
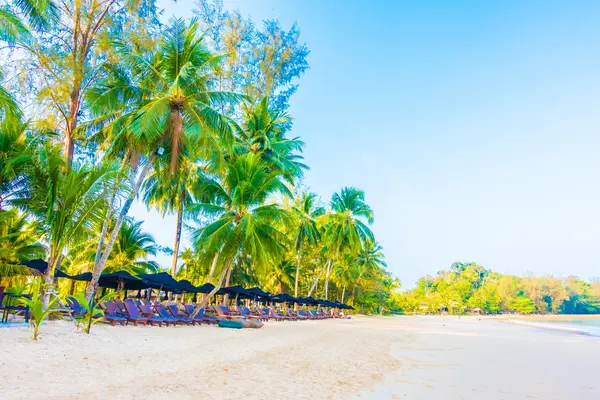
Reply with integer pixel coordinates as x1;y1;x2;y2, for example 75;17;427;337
143;144;212;276
0;209;46;276
236;96;307;184
189;152;291;298
0;0;57;44
0;114;30;206
86;18;241;299
321;187;374;299
11;144;118;305
291;192;324;297
103;217;159;275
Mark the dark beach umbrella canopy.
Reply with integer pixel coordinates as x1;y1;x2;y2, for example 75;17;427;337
177;279;202;293
271;293;297;304
220;285;254;299
195;282;215;294
19;259;91;280
246;287;271;299
98;271;148;290
138;272;182;292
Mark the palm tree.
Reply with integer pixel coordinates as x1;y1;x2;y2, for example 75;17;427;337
236;96;307;184
11;144;117;305
344;241;387;303
189;152;291;299
103;218;158;275
0;209;46;276
267;259;295;294
291;192;324;297
321;187;374;299
86;18;241;299
143;144;210;276
0;114;30;207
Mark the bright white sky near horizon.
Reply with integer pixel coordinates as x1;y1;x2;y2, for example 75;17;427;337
132;0;600;288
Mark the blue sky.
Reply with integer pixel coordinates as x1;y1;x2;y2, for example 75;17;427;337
135;0;600;287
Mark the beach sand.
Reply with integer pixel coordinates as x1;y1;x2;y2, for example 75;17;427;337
1;316;598;399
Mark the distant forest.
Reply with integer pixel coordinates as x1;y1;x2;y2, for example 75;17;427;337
393;263;600;315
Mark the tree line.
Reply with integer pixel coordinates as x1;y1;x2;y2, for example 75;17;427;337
393;262;600;315
0;0;394;312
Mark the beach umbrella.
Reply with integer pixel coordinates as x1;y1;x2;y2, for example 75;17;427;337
221;285;253;299
195;282;215;294
271;293;297;304
177;279;201;293
98;271;148;291
246;287;271;299
138;272;182;292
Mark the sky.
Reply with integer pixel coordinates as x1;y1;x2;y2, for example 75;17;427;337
134;0;600;287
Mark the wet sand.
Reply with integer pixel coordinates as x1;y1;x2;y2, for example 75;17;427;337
1;316;598;399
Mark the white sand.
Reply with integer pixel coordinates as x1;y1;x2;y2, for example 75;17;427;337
1;316;599;399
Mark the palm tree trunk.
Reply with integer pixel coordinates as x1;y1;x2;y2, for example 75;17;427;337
42;249;61;309
324;260;332;300
94;157;129;267
341;283;346;303
190;260;230;318
86;155;156;300
207;248;221;283
222;264;232;306
294;245;302;298
170;191;184;276
307;260;329;297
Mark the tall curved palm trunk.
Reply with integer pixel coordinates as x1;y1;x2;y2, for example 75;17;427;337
171;189;184;276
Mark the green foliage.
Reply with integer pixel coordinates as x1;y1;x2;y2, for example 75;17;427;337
397;263;600;315
18;278;59;340
70;292;114;334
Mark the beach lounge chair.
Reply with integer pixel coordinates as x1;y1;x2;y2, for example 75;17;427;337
114;297;127;313
136;301;173;327
113;300;147;326
220;305;242;317
66;297;87;317
263;307;284;321
101;301;128;326
152;303;186;326
252;307;271;321
309;310;325;320
236;305;262;320
300;310;318;320
243;306;268;321
210;305;244;321
183;304;218;325
271;307;294;321
286;309;306;320
166;304;197;325
122;299;161;327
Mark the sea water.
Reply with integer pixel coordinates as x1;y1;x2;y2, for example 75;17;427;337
514;318;600;337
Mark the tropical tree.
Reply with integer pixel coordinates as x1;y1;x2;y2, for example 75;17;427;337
103;217;158;275
189;152;291;305
86;18;240;299
236;96;307;184
0;209;46;275
11;145;117;305
291;192;323;297
320;187;374;299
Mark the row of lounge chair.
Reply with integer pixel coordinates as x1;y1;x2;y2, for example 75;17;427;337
79;297;333;327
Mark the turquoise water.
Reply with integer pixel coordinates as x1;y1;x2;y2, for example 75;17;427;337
519;319;600;337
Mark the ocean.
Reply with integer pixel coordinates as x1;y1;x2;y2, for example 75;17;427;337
513;318;600;337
